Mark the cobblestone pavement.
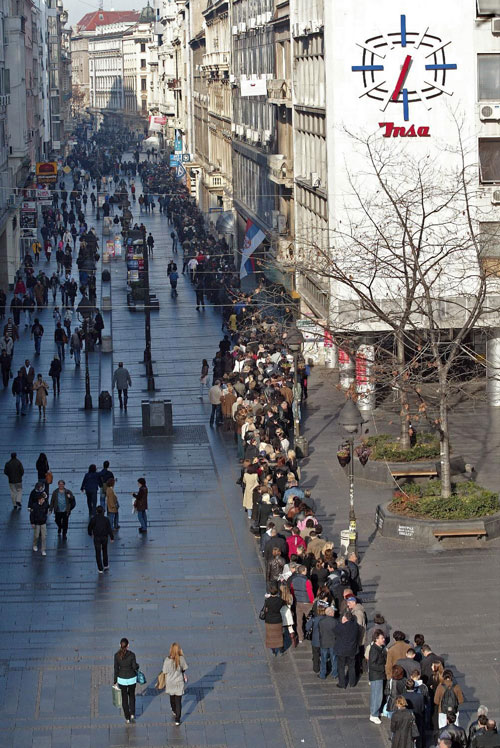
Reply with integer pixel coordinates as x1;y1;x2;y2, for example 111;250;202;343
0;166;498;747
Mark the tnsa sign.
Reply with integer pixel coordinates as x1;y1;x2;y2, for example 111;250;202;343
379;122;430;138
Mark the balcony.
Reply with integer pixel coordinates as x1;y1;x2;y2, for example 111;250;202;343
201;51;230;70
267;78;291;105
268;154;293;188
203;172;225;190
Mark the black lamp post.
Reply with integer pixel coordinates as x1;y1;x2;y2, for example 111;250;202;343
338;398;366;553
137;233;155;392
78;294;94;410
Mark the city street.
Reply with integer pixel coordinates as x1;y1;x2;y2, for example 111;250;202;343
0;165;498;748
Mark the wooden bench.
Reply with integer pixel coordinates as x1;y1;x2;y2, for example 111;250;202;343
433;528;487;541
391;469;438;480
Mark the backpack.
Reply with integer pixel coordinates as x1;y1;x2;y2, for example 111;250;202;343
440;683;459;714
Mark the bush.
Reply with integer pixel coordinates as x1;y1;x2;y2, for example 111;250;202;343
364;433;440;462
389;480;499;520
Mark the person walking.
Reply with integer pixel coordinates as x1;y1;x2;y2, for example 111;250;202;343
368;629;387;724
93;309;104;345
88;505;114;573
54;322;66;361
49;479;76;539
4;452;24;509
106;477;120;530
199;359;209;399
114;638;138;723
146;232;154;256
29;486;49;556
49;355;62;396
0;349;11;387
12;369;29;416
33;373;49;419
31;318;44;355
132;477;148;533
70;327;82;366
81;464;100;516
112;362;132;410
23;359;35;406
170;231;178;253
162;643;188;726
98;460;114;508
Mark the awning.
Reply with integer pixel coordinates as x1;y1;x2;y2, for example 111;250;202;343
215;210;235;234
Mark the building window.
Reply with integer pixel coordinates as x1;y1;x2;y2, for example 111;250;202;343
479;139;500;182
141;58;146;69
141;78;147;91
141;100;147;112
140;43;146;52
480;222;500;257
477;0;500;13
478;55;500;100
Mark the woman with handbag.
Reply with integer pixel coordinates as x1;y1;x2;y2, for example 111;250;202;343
390;695;419;747
162;642;188;726
113;638;139;724
36;453;51;495
33;374;49;419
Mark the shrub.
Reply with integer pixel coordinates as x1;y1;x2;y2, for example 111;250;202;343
389;480;499;520
364;432;440;462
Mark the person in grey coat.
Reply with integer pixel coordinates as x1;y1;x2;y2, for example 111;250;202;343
112;362;132;409
162;643;188;725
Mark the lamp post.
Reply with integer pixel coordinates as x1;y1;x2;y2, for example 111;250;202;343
286;327;308;457
338;398;366;553
136;233;155;392
78;294;94;410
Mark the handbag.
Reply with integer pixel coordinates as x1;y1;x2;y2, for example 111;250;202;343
45;471;53;485
259;604;267;621
410;718;419;739
136;670;147;685
112;684;122;708
155;671;165;690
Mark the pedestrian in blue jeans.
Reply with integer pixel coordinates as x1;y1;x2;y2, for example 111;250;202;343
81;464;100;516
368;630;387;724
133;477;148;533
318;607;339;679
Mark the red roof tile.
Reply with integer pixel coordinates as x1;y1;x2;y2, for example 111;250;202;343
76;10;140;32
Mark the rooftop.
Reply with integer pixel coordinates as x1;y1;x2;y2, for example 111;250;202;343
75;10;140;33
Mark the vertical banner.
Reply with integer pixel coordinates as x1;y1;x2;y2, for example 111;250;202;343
240;219;265;280
174;129;182;153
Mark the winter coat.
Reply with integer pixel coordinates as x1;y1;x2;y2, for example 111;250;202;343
106;485;119;513
4;457;24;483
33;379;49;407
318;616;338;648
162;655;188;696
112;366;131;390
243;471;259;510
386;640;410;679
49;358;62;378
30;499;49;525
333;619;360;657
81;471;100;493
305;614;322;647
88;514;114;540
133;485;148;511
390;708;418;748
368;643;387;681
114;650;138;683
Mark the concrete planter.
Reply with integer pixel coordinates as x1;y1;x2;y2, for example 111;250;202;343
375;502;500;545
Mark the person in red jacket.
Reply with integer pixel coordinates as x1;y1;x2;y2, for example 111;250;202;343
286;527;307;558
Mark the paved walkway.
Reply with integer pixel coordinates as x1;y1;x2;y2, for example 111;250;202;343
0;165;498;747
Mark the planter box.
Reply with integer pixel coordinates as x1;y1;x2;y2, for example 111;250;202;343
375;502;500;545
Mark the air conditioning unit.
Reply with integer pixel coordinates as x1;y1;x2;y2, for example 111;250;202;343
292;22;300;37
480;102;500;121
231;123;236;132
264;11;272;23
236;124;244;136
272;210;287;234
311;19;323;32
249;17;256;29
232;25;238;35
492;17;500;33
263;129;272;142
310;172;321;188
246;127;252;140
229;73;235;83
492;189;500;205
239;22;247;33
256;13;263;26
251;130;260;143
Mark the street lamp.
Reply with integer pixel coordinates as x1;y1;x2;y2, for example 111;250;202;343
286;327;308;457
338;398;366;553
78;294;94;410
137;234;155;392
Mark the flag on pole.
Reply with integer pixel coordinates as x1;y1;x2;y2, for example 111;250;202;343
240;219;265;280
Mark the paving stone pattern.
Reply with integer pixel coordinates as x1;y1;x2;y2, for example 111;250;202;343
0;164;498;747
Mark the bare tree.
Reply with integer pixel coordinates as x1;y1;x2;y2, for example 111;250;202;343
290;123;500;498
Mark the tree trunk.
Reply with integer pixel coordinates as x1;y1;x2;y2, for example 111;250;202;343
396;331;411;449
438;381;451;499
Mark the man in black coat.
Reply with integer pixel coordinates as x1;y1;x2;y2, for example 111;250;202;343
334;611;360;689
420;644;445;685
318;607;338;680
88;505;114;573
4;452;24;509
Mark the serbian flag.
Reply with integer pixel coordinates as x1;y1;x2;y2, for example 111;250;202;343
240;219;265;280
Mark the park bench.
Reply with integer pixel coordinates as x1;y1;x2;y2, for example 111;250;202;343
391;468;438;480
433;527;487;541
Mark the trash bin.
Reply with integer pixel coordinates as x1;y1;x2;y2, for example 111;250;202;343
340;529;350;555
